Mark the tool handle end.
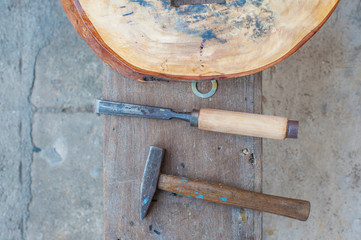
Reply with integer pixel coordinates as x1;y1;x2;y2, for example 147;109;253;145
94;99;102;114
286;120;299;139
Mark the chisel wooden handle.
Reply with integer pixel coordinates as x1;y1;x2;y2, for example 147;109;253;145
196;108;298;139
158;174;310;221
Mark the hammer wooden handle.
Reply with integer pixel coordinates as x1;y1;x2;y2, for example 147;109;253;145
158;174;310;221
197;109;298;139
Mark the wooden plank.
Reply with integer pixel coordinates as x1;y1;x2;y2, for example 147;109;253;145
102;64;262;240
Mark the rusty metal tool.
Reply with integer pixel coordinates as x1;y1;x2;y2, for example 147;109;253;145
140;146;310;221
95;99;298;139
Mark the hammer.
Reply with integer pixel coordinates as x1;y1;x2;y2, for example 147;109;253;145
140;146;310;221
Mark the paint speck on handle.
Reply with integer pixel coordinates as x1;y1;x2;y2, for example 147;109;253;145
195;194;204;199
143;196;150;205
221;197;228;201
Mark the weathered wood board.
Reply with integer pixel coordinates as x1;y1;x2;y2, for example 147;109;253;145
102;64;262;239
62;0;339;81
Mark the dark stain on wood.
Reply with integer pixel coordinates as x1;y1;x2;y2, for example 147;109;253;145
171;0;226;8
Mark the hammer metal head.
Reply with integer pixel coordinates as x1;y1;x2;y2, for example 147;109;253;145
140;146;165;220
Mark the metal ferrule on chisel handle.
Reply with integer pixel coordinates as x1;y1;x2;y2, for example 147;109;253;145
189;110;199;127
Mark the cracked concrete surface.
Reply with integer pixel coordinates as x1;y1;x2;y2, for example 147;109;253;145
1;1;102;239
0;1;52;239
262;2;361;239
0;0;360;239
27;113;102;240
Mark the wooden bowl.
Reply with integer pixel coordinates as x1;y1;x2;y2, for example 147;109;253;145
61;0;339;82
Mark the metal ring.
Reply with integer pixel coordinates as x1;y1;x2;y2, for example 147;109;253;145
191;80;218;98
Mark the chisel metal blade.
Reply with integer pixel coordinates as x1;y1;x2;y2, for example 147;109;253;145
95;99;191;121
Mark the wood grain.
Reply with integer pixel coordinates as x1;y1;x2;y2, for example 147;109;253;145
102;65;262;239
158;174;310;221
61;0;339;82
198;108;288;139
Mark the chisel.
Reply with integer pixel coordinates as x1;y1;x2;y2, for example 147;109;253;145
95;99;298;140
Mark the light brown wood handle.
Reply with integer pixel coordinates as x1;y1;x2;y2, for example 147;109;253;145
158;174;310;221
197;108;298;139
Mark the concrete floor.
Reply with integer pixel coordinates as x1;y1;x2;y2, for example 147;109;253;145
0;1;360;239
262;1;361;239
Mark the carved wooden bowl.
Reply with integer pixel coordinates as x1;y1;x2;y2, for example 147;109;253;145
61;0;339;82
